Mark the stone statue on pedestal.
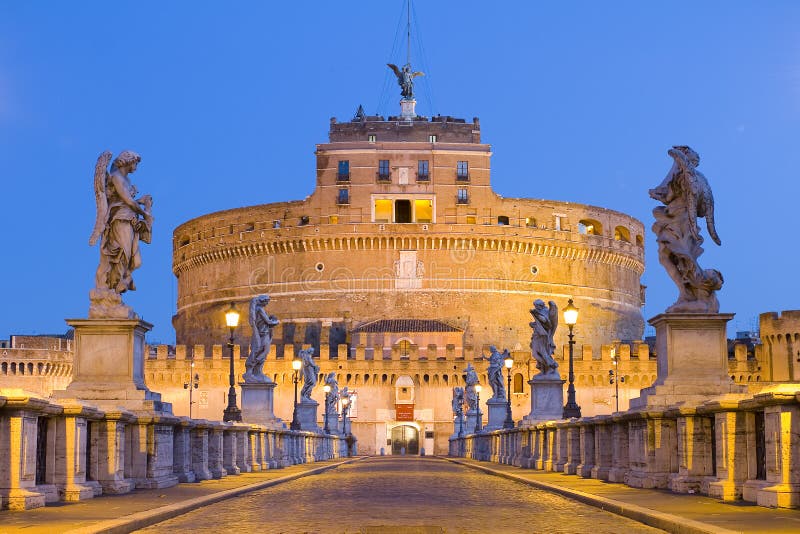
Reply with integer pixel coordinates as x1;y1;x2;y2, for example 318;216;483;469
89;150;152;318
243;295;279;383
481;345;508;400
464;363;479;411
650;145;723;313
324;372;340;414
530;299;559;377
299;347;319;401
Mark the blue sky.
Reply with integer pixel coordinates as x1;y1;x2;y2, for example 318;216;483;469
1;1;798;343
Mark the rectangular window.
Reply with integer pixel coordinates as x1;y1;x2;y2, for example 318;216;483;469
337;188;349;204
457;188;469;204
466;215;476;224
368;134;376;143
457;161;469;181
414;199;433;223
337;160;350;181
429;134;437;143
329;215;339;224
374;199;392;222
417;160;429;181
378;159;390;180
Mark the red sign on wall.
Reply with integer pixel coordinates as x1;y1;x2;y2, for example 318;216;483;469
395;404;415;421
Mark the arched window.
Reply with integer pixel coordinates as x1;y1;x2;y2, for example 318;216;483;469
613;226;631;242
578;219;603;236
636;234;644;247
513;373;524;393
497;215;510;225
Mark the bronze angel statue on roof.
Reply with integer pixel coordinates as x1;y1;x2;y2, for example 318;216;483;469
387;63;424;100
649;145;723;313
88;150;153;318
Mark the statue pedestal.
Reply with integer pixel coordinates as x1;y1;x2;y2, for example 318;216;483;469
400;98;417;119
52;318;170;414
522;374;565;425
465;409;482;434
484;398;509;431
296;400;321;432
240;382;283;429
323;411;340;435
450;414;466;439
630;313;747;409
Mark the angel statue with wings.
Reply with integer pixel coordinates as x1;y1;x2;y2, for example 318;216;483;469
387;63;424;100
530;299;559;377
88;150;153;317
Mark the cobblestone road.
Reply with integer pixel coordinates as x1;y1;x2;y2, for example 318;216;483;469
137;457;664;533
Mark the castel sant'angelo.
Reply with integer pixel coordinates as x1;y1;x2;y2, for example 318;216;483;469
168;63;646;454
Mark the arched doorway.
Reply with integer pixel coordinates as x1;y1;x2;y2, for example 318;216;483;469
391;424;419;455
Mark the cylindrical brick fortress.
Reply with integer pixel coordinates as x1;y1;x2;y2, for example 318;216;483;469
172;114;645;352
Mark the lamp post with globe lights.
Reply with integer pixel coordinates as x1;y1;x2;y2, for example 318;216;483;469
290;354;302;430
222;303;242;422
503;353;515;429
562;298;582;419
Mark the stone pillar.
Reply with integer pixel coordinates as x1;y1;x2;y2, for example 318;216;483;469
542;424;557;471
626;413;677;489
52;404;102;501
554;423;569;472
577;421;595;477
207;425;226;479
754;399;800;508
0;401;47;510
190;421;212;481
296;400;321;432
608;417;630;483
631;313;745;409
136;416;179;489
564;425;581;475
591;417;613;480
707;409;748;501
234;425;251;473
668;408;714;494
91;410;134;494
222;428;240;475
172;418;196;483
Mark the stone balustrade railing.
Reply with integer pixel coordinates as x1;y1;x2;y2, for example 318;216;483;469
0;391;351;511
449;389;800;509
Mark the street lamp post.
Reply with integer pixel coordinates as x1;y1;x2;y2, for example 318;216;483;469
183;361;199;419
503;354;515;429
562;298;582;419
222;303;242;422
609;348;625;413
474;384;482;433
290;354;302;430
323;384;331;434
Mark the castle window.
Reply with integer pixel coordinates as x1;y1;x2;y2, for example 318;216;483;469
525;217;537;228
299;215;310;226
414;199;433;223
497;215;510;225
329;215;339;224
429;134;437;143
374;199;392;222
378;160;391;181
457;188;469;204
614;226;631;242
636;234;644;247
368;134;376;143
456;161;469;181
338;188;350;205
272;220;281;229
513;373;524;393
578;219;603;236
466;215;476;224
417;160;429;181
337;160;350;181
